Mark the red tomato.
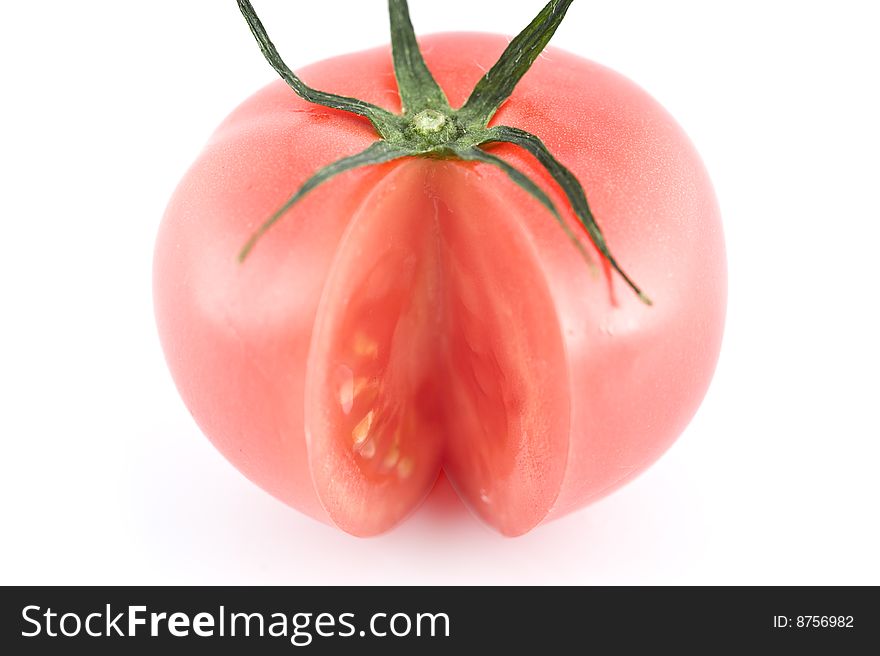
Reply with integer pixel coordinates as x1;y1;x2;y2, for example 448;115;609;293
154;33;725;536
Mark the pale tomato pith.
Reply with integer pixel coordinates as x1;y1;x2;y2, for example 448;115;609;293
154;33;726;536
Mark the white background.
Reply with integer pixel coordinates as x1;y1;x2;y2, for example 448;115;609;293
2;1;878;585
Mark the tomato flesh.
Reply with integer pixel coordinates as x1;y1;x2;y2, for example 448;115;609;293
306;163;445;535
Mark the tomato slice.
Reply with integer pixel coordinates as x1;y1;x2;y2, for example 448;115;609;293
306;161;569;536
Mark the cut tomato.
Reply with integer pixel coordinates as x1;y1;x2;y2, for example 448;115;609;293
154;1;726;536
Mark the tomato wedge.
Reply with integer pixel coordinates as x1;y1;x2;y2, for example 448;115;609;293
304;161;571;535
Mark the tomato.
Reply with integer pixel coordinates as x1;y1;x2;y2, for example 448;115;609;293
154;1;725;536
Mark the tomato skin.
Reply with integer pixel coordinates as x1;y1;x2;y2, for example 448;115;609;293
480;39;727;518
154;33;725;534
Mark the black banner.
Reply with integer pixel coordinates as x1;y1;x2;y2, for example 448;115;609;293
1;586;875;653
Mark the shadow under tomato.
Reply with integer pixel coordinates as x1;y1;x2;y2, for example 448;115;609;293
413;472;472;526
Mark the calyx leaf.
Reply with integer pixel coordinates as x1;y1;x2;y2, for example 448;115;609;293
388;0;451;114
238;141;412;262
459;0;574;128
235;0;650;304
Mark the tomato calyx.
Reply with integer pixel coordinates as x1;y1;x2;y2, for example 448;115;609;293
235;0;651;304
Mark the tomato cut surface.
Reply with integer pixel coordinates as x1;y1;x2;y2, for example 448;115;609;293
305;163;446;535
305;161;569;535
